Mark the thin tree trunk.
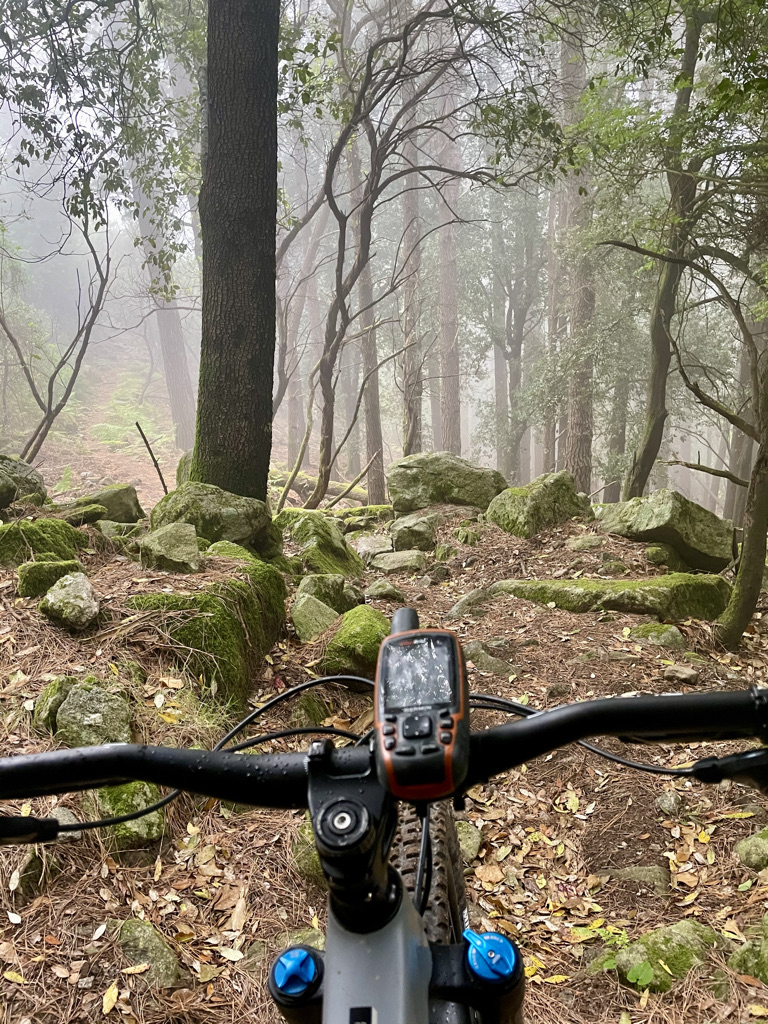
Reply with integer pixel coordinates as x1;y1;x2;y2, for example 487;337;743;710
491;220;510;476
358;259;386;503
192;0;278;499
603;375;630;502
427;346;443;450
401;79;423;456
437;94;461;455
493;342;509;475
343;346;361;477
545;190;564;474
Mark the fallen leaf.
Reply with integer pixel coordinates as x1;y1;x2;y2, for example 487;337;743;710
102;981;119;1015
218;948;244;962
122;963;150;975
475;863;504;884
7;912;21;925
51;965;70;978
749;1005;768;1018
3;970;25;984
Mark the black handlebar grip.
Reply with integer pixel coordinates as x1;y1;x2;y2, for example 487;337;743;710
391;607;419;634
0;816;60;846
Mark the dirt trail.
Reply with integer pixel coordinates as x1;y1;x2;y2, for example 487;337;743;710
1;511;768;1024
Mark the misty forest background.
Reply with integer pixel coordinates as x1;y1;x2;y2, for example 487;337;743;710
2;0;767;562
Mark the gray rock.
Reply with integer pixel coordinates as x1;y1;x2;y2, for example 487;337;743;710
370;550;428;575
663;664;701;685
296;573;346;612
486;471;593;539
0;454;46;502
55;682;131;747
291;593;339;642
598;489;734;573
455;820;483;862
629;622;686;649
353;534;393;563
151;481;276;556
609;865;670;895
365;580;406;602
546;682;571;701
387;451;507;513
390;511;443;552
429;564;451;584
74;484;144;523
464;640;512;676
140;522;200;573
340;583;365;611
446;588;492;620
645;543;686;572
565;534;604;552
118;919;181;988
39;573;100;630
655;790;684;817
176;450;192;486
735;828;768;871
33;675;78;733
52;806;82;842
96;520;145;541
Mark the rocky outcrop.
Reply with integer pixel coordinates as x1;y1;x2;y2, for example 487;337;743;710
39;573;100;629
387;452;506;513
597;489;733;572
486;471;592;539
140;522;201;573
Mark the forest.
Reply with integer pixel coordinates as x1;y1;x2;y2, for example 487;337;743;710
1;1;768;1023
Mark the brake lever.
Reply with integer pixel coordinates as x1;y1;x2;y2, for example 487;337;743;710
690;749;768;794
0;816;61;846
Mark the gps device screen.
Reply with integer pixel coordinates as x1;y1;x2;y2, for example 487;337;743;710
381;636;454;711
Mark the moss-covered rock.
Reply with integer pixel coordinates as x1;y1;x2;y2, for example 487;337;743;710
370;550;428;575
735;827;768;871
320;605;390;677
84;782;165;849
0;470;17;510
455;820;482;862
55;503;109;526
127;560;285;710
628;622;686;649
55;681;131;746
205;540;260;562
464;640;512;676
151;481;278;557
276;510;364;578
390;511;443;552
0;518;87;567
434;543;456;562
296;573;346;612
341;582;365;611
140;522;200;573
74;484;145;524
446;588;492;620
96;520;145;542
365;580;406;602
598;490;733;572
387;451;506;513
645;543;686;571
486;471;593;539
488;573;731;621
117;919;181;988
613;920;725;992
33;675;78;733
17;558;84;598
291;593;339;642
0;454;46;502
39;572;100;630
290;691;331;729
565;534;604;552
728;912;768;985
292;818;328;890
353;534;394;563
327;505;394;532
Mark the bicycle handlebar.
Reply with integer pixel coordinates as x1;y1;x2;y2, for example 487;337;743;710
0;688;766;816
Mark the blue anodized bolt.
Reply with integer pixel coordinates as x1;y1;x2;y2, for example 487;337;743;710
273;947;317;996
463;929;517;983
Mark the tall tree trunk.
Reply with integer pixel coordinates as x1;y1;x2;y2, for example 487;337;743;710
545;190;564;474
491;220;511;476
401;79;423;457
192;0;278;499
358;260;386;503
623;11;704;499
437;95;461;455
493;343;509;475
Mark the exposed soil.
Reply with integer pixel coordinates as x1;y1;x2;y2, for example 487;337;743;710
2;482;768;1024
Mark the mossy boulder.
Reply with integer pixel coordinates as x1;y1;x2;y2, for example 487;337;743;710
291;593;339;642
0;518;87;567
735;827;768;871
613;919;725;993
140;522;200;573
320;605;390;677
290;692;331;729
0;470;17;510
390;511;443;552
117;919;181;988
74;484;145;524
205;540;260;562
728;912;768;984
365;580;406;602
85;782;165;849
55;503;109;526
292;818;328;890
327;505;394;533
628;622;686;649
33;676;78;733
370;550;428;575
488;573;731;622
127;560;286;710
341;583;365;611
565;534;604;552
387;451;506;513
17;558;84;598
464;640;512;676
486;471;592;539
645;543;686;572
151;481;278;558
598;490;733;572
96;520;145;541
296;573;346;612
39;572;100;630
353;534;393;563
55;681;131;746
276;510;364;578
0;454;47;502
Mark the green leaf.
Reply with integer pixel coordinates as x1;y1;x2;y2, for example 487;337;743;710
626;960;655;987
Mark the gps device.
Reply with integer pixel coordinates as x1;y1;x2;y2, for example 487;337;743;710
375;610;469;801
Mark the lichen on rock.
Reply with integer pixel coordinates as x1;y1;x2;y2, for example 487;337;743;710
39;572;100;630
291;593;339;642
612;919;725;992
365;579;406;602
390;510;443;551
140;522;201;573
0;518;87;567
33;675;79;733
628;622;686;649
0;454;47;503
117;918;181;988
486;471;593;539
291;818;328;890
370;550;428;575
54;680;131;746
